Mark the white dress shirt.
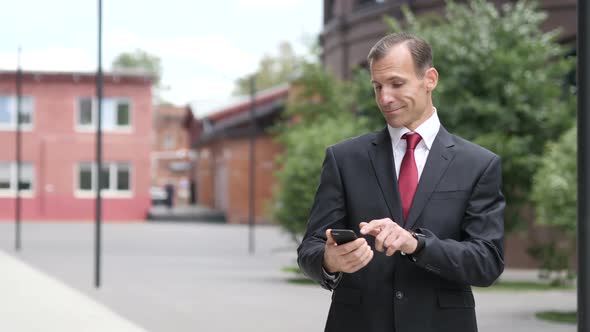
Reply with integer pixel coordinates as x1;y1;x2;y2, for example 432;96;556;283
387;108;441;181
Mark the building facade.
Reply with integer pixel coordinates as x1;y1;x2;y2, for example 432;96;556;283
189;85;288;224
0;71;152;221
151;104;196;206
321;0;576;79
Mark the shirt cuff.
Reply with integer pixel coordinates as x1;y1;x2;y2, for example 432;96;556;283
322;267;343;288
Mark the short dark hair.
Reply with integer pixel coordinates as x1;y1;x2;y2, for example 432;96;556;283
367;32;433;77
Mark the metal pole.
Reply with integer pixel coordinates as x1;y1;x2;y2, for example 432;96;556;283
15;46;22;251
578;1;589;330
248;76;256;254
95;0;103;288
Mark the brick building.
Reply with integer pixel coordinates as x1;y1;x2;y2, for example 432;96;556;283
0;70;152;221
189;84;288;224
321;0;576;79
151;104;196;206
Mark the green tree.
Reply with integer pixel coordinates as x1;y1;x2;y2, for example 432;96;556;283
271;62;369;242
529;125;576;283
272;0;576;242
233;42;303;95
111;49;167;101
380;0;576;231
112;49;162;84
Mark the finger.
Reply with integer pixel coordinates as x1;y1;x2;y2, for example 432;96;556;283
383;229;402;249
337;238;367;255
391;233;408;251
348;246;374;273
342;242;369;263
359;219;387;236
347;245;372;270
385;245;398;256
375;227;394;252
326;229;336;245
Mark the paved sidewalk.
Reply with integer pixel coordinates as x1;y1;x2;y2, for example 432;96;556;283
0;250;147;332
0;222;577;332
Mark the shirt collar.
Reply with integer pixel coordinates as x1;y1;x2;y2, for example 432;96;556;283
387;107;441;150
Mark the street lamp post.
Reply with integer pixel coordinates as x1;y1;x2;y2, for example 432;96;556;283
578;1;589;330
15;47;22;251
95;0;104;288
249;76;257;254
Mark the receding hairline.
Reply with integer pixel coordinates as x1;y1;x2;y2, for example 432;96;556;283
367;33;433;77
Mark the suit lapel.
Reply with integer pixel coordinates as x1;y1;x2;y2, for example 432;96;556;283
404;127;456;230
368;128;404;225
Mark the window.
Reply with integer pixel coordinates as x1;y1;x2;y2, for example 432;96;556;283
76;162;132;194
0;96;34;129
0;162;35;193
76;97;132;131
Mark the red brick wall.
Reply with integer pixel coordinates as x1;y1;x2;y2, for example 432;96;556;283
0;76;152;221
152;107;192;205
196;142;218;209
196;135;283;224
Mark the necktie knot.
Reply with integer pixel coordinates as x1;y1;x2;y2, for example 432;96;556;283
403;133;422;151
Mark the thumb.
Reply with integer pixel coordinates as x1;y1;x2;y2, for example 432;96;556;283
326;229;336;245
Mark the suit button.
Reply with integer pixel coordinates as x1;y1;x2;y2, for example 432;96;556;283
395;291;404;300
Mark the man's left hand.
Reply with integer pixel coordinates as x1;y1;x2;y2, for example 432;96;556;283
360;218;418;256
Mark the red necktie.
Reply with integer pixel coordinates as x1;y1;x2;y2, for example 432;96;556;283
399;133;422;220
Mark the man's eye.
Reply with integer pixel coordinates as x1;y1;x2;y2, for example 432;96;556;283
392;83;403;88
374;86;382;91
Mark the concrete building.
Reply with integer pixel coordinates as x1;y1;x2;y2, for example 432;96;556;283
0;70;152;221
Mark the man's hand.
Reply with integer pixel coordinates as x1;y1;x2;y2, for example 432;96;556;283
323;229;374;274
359;218;417;256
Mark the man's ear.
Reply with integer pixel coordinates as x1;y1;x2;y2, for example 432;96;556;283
424;67;439;92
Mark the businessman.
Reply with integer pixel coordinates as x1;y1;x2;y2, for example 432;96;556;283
297;32;505;332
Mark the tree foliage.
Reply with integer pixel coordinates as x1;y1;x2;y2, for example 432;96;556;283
271;63;369;242
530;125;576;282
112;49;163;86
531;125;576;235
272;0;576;241
234;42;303;95
381;0;576;231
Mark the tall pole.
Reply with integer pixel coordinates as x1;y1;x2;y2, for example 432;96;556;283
95;0;103;288
579;0;590;330
248;76;256;255
15;46;22;252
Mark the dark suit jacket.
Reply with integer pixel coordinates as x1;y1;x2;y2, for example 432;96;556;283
297;126;505;332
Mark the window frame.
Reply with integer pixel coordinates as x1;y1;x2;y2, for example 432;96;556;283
75;97;133;133
74;162;133;198
0;95;35;131
0;161;35;197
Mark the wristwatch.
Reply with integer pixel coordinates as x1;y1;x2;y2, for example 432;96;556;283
401;231;426;262
410;231;426;254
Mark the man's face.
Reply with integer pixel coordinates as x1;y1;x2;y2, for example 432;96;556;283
370;43;437;130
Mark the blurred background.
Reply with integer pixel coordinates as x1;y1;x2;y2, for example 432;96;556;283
0;0;579;331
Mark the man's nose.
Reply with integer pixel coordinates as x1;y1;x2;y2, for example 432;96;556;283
378;89;395;105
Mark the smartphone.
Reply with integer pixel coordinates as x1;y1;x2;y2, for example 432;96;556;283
331;229;358;245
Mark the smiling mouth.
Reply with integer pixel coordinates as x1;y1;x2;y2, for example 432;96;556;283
384;107;403;114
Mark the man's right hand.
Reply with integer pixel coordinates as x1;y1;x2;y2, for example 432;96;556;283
323;229;374;274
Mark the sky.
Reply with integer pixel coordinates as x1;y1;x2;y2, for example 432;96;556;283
0;0;322;111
